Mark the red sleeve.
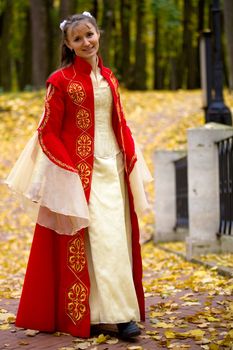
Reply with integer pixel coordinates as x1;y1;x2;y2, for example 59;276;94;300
37;83;77;173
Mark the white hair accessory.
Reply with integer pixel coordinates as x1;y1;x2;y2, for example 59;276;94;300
82;11;92;18
60;20;67;31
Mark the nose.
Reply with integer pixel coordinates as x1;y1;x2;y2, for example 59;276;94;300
83;37;90;46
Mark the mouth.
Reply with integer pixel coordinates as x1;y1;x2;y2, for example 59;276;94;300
83;46;95;52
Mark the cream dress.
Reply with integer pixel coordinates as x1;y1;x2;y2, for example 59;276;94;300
86;69;140;323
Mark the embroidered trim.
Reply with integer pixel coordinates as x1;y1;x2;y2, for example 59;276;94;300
77;161;92;189
76;133;92;158
68;235;86;275
109;72;119;91
66;234;88;325
128;153;137;174
38;85;55;131
38;133;77;173
68;81;86;105
66;280;88;325
76;108;92;130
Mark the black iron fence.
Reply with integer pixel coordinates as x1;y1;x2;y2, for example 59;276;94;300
174;156;189;229
217;136;233;236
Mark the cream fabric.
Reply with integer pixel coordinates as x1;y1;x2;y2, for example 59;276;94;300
129;143;153;215
87;70;140;323
5;132;89;234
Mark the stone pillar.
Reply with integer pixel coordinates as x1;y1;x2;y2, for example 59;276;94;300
154;150;187;243
186;122;233;259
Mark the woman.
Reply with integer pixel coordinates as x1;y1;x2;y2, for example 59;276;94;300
6;12;152;339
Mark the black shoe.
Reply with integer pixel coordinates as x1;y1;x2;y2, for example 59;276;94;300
117;321;141;339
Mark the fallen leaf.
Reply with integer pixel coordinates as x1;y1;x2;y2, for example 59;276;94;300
74;343;91;350
106;337;119;344
24;329;39;337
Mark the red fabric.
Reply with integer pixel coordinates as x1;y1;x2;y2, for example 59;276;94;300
16;225;91;337
16;56;144;337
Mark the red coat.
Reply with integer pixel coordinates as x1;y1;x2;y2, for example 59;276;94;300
15;56;145;337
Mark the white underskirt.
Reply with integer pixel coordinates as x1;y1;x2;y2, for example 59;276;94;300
86;153;140;323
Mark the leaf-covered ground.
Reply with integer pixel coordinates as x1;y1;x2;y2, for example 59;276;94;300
0;90;233;349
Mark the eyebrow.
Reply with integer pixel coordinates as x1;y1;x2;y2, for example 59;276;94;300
71;23;93;37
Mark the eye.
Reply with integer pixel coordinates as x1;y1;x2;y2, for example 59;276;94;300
74;36;80;42
87;31;94;37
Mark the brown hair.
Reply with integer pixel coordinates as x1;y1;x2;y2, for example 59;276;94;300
60;13;99;67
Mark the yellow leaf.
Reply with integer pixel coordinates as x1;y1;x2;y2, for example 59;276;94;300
154;322;175;328
209;344;220;350
0;324;11;330
95;333;110;344
164;330;176;339
189;329;205;339
206;316;219;322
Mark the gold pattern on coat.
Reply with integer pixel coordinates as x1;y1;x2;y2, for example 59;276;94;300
76;108;91;130
66;280;88;324
68;81;86;105
76;134;92;158
77;161;91;189
109;72;118;91
38;85;55;130
38;133;77;173
68;235;86;275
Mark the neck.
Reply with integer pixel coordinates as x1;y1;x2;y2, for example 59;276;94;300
85;55;98;73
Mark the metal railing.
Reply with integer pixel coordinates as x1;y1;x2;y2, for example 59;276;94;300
174;156;189;228
217;136;233;236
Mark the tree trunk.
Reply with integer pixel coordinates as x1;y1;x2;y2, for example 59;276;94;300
30;0;49;89
181;0;197;89
16;8;32;90
223;0;233;90
100;0;115;67
131;0;147;90
119;0;131;87
153;16;164;89
91;0;98;19
198;0;205;32
59;0;75;19
0;1;13;91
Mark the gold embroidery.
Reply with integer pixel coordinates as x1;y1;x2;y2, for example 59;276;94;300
128;153;137;174
76;134;92;158
76;108;91;130
109;72;118;91
38;133;77;173
68;235;86;275
77;161;91;189
38;85;55;130
66;280;88;325
68;81;86;105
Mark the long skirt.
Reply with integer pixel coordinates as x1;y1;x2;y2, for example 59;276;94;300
15;153;140;337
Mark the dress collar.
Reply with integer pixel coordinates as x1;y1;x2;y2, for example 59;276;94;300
73;55;104;75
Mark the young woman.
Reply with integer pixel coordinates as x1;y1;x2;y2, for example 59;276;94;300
6;12;152;339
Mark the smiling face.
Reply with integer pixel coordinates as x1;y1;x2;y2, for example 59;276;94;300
66;20;100;65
